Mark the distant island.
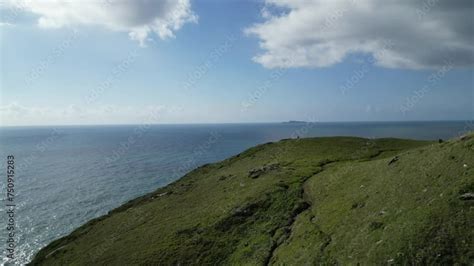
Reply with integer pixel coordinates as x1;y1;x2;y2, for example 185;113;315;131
32;133;474;265
282;120;311;124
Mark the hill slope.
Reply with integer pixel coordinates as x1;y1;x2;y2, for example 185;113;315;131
31;134;474;265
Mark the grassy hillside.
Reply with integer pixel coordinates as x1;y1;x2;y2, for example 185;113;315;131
31;133;474;265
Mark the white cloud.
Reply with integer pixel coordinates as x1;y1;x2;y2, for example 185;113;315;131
0;22;14;27
5;0;197;46
245;0;474;69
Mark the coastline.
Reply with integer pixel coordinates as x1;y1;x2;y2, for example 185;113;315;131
30;133;474;264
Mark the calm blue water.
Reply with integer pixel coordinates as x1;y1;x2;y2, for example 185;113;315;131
0;121;472;264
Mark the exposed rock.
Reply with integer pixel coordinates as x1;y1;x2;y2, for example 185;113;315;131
459;192;474;201
248;163;280;179
218;174;234;181
249;168;264;179
388;156;399;165
351;202;365;209
369;221;384;230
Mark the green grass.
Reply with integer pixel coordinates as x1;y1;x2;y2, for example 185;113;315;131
31;134;474;265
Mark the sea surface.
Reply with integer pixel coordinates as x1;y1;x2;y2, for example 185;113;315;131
0;121;472;264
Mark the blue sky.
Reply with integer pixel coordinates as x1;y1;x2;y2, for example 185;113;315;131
0;0;473;126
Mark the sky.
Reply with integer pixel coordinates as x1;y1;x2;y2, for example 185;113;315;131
0;0;473;126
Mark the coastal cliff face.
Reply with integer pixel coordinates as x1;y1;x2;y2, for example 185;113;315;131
31;134;474;265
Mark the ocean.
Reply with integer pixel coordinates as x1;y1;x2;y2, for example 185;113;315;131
0;121;472;264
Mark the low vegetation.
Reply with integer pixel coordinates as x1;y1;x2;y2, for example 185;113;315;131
31;133;474;265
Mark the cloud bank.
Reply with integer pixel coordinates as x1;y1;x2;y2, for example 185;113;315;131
245;0;474;69
5;0;197;45
0;102;183;126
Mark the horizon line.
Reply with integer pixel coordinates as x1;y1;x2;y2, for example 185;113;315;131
0;119;473;128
